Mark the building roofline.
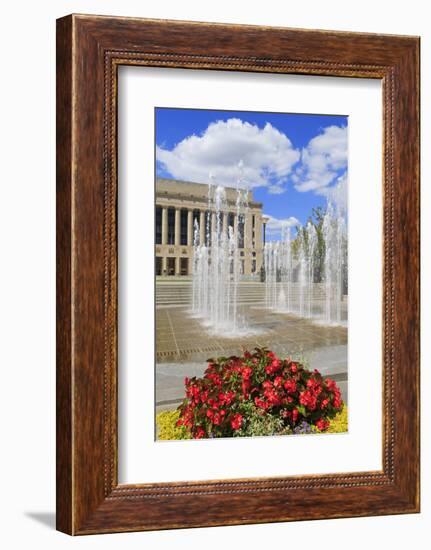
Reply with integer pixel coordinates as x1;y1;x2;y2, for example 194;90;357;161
156;177;244;194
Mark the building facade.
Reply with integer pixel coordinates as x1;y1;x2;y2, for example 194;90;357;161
155;178;267;277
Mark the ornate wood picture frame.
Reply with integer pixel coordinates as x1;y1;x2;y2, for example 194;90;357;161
56;14;420;535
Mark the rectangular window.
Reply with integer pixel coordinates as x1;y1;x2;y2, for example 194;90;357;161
238;216;245;248
167;257;175;276
167;208;175;245
180;257;188;275
155;206;162;244
227;213;235;234
180;209;188;246
205;211;212;246
155;256;162;276
192;209;200;235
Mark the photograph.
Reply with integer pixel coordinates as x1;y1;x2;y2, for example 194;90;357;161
0;1;423;545
154;107;348;440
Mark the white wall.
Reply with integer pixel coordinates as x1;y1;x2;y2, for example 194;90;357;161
0;0;427;548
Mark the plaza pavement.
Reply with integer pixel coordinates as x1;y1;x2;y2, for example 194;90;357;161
156;344;347;413
156;297;348;413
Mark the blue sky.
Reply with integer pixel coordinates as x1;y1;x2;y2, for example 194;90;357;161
155;108;348;239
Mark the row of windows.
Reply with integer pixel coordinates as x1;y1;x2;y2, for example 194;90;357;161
155;256;258;276
155;206;257;247
155;256;189;276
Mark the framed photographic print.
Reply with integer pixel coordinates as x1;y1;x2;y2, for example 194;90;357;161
56;14;420;534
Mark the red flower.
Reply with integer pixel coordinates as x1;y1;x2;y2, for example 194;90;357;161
316;418;330;432
218;392;230;405
226;391;236;405
264;388;282;406
274;376;284;388
194;427;206;439
325;378;337;390
333;393;342;409
206;373;222;386
213;412;222;425
186;384;201;403
265;358;282;375
230;413;243;430
254;397;269;410
299;390;317;411
200;390;209;403
306;377;322;395
241;380;251;398
320;398;330;410
284;379;297;394
242;366;253;380
181;406;194;428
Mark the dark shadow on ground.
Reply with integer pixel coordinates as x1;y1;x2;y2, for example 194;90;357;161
25;512;56;530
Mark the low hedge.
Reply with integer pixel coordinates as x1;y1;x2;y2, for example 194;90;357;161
156;409;191;440
156;405;348;440
326;404;348;433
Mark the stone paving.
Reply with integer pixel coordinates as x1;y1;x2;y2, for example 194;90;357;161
156;305;347;363
156;345;347;413
156;304;348;412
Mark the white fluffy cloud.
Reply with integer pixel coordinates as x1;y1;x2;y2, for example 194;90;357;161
157;118;300;190
294;125;347;194
265;215;299;237
267;184;286;195
323;172;348;214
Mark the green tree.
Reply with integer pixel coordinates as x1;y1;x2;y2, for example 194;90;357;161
307;206;326;283
291;206;326;283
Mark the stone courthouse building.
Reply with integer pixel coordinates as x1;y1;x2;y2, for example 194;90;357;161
155;178;267;277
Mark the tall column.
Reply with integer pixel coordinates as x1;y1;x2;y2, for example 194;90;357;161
175;256;181;276
187;209;193;247
222;212;227;235
234;214;238;238
161;207;168;245
211;211;217;240
244;212;253;275
245;212;253;249
174;208;181;246
199;210;205;246
255;214;263;273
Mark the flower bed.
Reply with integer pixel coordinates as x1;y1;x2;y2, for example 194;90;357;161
156;406;347;441
160;347;345;440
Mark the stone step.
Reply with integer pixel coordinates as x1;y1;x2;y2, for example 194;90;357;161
156;284;343;305
156;291;327;295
